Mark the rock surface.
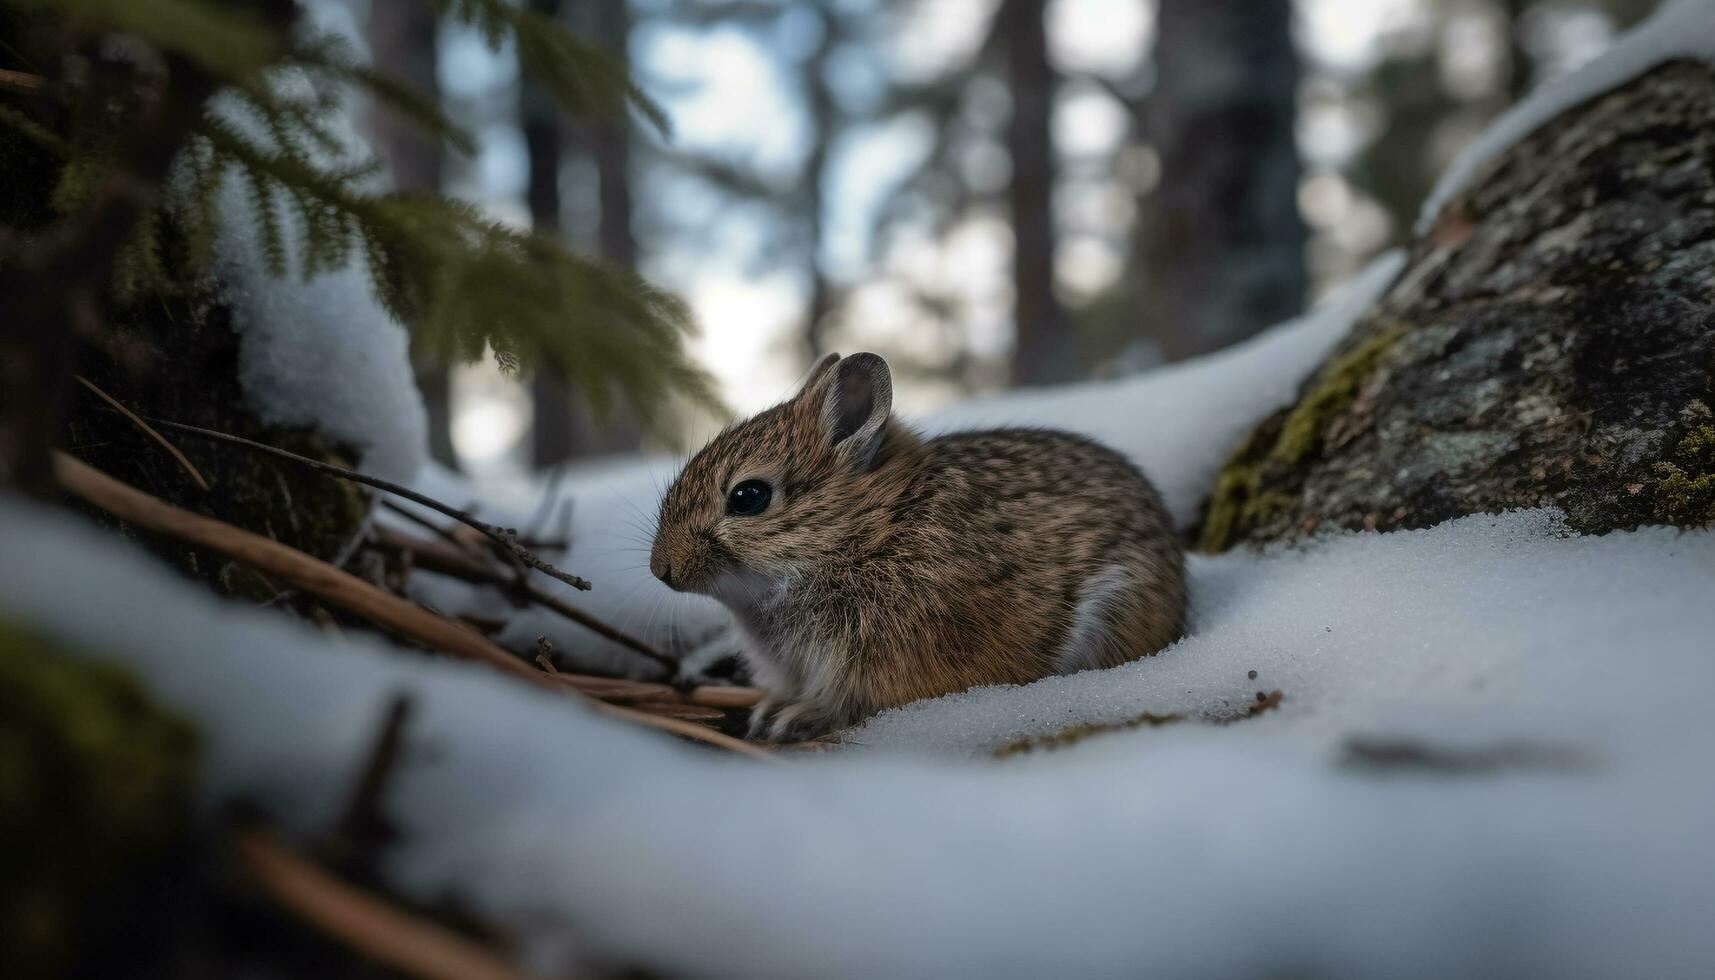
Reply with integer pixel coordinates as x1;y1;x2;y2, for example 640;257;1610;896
1200;61;1715;551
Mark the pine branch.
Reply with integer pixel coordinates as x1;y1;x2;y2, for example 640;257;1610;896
438;0;672;136
3;0;721;488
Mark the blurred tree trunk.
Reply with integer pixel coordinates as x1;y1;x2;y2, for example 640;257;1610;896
1143;0;1306;361
524;0;576;468
579;0;644;454
801;2;838;360
529;0;642;467
1503;0;1534;102
367;0;458;470
999;0;1074;386
587;0;638;272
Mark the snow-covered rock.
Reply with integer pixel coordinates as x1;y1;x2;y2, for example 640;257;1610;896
1419;0;1715;233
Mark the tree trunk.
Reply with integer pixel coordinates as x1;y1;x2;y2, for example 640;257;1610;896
1143;0;1306;362
366;0;458;470
801;2;838;361
524;0;578;468
578;0;644;456
1000;0;1074;386
1198;61;1715;552
530;0;642;466
588;0;637;272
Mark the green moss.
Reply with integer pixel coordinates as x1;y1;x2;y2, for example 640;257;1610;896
1649;415;1715;526
0;620;199;978
1197;456;1262;554
1197;325;1406;552
1271;325;1406;466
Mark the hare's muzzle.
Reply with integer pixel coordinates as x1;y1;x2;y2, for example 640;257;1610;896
650;554;678;590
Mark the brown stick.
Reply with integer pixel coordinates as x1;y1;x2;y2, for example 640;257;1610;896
232;830;545;980
145;417;593;591
375;525;672;672
550;674;763;711
628;700;728;724
74;375;212;491
0;68;46;94
685;685;765;709
53;452;771;760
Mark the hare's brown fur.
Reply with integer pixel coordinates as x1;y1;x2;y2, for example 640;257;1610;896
652;353;1186;740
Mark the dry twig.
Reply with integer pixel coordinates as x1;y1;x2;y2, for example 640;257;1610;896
73;374;211;491
0;67;46;94
375;525;673;672
232;829;545;980
144;417;593;591
53;451;771;760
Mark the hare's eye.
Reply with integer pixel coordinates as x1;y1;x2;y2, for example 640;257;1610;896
726;479;773;516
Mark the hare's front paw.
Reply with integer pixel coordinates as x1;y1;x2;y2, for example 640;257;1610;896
748;698;833;743
674;618;746;688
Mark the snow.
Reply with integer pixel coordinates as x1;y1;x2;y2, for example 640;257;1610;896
1418;0;1715;234
5;496;1714;978
389;252;1407;679
196;73;428;485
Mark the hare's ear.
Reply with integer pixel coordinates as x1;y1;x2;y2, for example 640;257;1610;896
794;352;841;401
822;353;892;471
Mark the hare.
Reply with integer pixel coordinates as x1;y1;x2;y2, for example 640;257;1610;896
651;353;1185;741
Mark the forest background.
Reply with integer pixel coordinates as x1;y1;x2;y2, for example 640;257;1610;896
358;0;1654;484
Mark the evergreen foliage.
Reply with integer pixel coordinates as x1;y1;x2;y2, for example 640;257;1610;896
0;0;716;430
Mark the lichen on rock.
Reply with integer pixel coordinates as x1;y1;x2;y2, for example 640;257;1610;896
1200;60;1715;550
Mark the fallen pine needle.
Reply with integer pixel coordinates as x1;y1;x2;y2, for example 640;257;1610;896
232;829;545;980
75;374;211;491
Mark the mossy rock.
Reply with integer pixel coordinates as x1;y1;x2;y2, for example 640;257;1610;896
1199;61;1715;551
0;620;200;978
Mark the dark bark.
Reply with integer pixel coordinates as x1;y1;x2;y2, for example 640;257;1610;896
588;0;637;272
800;2;838;360
1000;0;1074;386
1143;0;1306;362
0;50;219;497
1199;62;1715;551
529;0;642;466
576;0;643;456
1503;0;1534;103
524;0;577;467
366;0;458;469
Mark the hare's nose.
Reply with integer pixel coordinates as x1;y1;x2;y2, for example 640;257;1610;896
651;556;676;589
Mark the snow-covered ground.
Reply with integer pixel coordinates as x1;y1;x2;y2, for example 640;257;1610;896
6;475;1714;978
9;2;1715;975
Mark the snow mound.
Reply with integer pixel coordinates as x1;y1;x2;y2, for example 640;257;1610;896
200;73;427;485
1419;0;1715;233
4;499;1714;978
